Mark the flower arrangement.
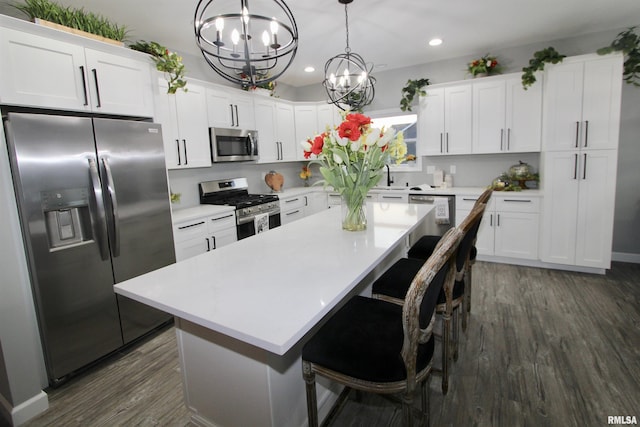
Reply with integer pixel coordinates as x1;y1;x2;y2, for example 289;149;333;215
302;113;407;230
299;165;312;186
468;54;500;77
130;41;187;94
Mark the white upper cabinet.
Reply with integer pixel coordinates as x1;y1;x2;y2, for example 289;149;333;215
294;104;319;161
419;84;472;155
0;25;154;117
206;86;255;130
155;79;211;169
255;98;297;163
472;74;542;154
316;103;341;131
543;54;623;151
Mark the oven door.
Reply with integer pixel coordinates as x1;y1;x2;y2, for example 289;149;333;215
210;128;258;162
237;211;281;240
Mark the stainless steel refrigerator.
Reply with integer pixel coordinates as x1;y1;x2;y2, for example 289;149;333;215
4;112;175;386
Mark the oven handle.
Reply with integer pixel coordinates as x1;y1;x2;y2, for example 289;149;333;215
237;210;280;225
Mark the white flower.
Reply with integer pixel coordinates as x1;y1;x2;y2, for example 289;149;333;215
365;128;381;146
378;127;396;146
350;140;361;152
333;152;343;164
486;60;493;67
301;140;312;152
332;130;349;147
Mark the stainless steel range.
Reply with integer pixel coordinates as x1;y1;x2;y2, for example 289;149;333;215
199;178;281;240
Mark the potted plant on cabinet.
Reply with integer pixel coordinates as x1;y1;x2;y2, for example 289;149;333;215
400;78;430;112
467;54;501;77
597;27;640;87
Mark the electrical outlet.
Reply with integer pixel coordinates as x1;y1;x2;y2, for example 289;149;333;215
450;165;457;174
426;166;435;174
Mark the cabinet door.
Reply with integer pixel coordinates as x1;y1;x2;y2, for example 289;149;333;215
282;207;306;225
444;85;472;154
575;150;617;268
155;79;181;168
543;61;584;151
317;103;340;131
473;80;505;154
234;92;256;129
458;207;494;256
306;192;328;216
418;88;445;155
540;151;581;265
254;98;279;162
174;84;211;168
84;48;154;117
210;227;238;249
581;56;623;150
494;212;539;259
276;101;297;161
295;104;319;160
505;76;542;153
206;87;234;128
0;27;90;111
175;236;210;262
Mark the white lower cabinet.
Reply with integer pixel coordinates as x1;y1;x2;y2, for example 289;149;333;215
280;194;307;225
376;192;408;204
306;191;329;216
173;210;237;262
457;194;540;260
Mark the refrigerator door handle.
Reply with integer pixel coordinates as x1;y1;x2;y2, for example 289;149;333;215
88;158;109;261
102;157;121;257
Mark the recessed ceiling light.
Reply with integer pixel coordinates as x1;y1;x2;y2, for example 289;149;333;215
429;38;443;46
304;66;315;73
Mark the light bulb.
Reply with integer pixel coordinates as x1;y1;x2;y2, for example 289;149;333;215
270;18;279;35
262;30;270;46
242;6;249;24
215;17;224;31
231;28;240;45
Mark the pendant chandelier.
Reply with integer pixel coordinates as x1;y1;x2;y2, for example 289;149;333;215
323;0;375;111
194;0;298;87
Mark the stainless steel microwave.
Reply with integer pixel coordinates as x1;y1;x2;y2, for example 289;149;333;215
210;128;258;162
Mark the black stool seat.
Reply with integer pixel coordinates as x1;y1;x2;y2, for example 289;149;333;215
407;235;441;260
371;258;464;304
302;296;435;382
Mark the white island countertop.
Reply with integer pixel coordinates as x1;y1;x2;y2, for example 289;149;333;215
115;203;433;355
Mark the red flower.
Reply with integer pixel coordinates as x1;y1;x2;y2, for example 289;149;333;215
311;134;325;155
338;120;362;141
345;113;371;127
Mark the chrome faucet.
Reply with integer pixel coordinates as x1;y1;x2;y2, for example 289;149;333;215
385;164;394;187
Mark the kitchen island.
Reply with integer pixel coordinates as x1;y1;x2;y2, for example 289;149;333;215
115;203;434;427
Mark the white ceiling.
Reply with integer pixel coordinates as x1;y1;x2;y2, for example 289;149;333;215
2;0;639;87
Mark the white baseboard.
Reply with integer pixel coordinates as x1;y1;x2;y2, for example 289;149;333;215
612;252;640;264
0;390;48;426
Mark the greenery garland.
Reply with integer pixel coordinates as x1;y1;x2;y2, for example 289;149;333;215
400;78;430;112
597;27;640;87
521;47;566;90
130;41;187;94
13;0;127;41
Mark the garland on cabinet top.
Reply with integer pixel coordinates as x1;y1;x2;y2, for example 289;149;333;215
130;41;187;94
400;78;430;112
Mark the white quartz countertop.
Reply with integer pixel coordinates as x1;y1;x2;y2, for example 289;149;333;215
115;203;433;355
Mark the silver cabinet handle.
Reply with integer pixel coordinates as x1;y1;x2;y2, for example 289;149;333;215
206;237;211;252
211;235;217;250
440;133;443;153
573;154;578;180
210;214;234;222
91;68;102;108
503;199;532;203
286;210;300;216
507;128;511;150
176;139;181;165
285;198;299;203
102;157;120;257
583;153;587;180
234;105;239;127
381;195;403;199
497;214;500;227
88;158;109;261
229;104;235;127
489;214;493;227
500;128;504;151
446;132;450;152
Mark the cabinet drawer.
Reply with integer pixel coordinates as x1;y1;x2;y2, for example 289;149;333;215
377;193;408;203
173;219;208;242
495;197;540;213
280;195;307;211
456;195;493;211
207;212;236;233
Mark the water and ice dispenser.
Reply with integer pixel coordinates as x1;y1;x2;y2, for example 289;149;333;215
41;188;92;249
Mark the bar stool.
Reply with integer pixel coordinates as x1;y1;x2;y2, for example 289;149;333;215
301;227;462;427
371;203;486;395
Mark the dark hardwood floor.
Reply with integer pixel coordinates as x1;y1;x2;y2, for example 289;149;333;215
15;261;640;427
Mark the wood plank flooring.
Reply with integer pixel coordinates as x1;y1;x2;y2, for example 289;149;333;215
13;261;640;427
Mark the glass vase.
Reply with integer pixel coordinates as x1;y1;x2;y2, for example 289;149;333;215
341;195;367;231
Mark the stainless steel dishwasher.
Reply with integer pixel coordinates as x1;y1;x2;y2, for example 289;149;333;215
408;193;456;237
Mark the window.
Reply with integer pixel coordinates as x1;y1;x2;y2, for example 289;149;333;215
369;111;421;172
